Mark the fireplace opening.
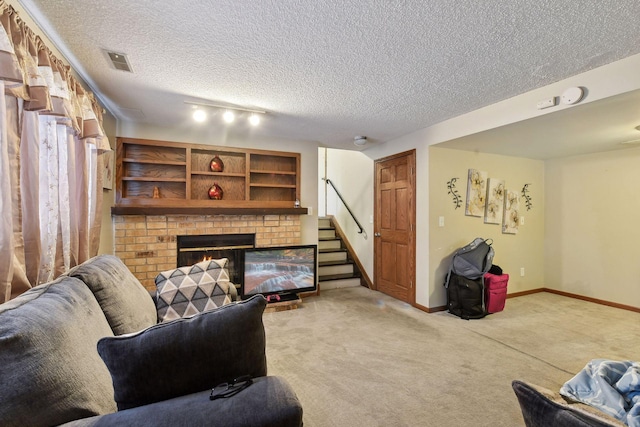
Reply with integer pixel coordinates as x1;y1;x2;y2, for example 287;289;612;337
176;234;255;286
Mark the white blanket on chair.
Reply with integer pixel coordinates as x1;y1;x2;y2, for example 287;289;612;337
560;359;640;427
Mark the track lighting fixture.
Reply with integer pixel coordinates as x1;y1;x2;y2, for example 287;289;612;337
186;101;266;126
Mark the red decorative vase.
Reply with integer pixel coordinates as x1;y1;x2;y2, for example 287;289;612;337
208;183;223;200
210;155;224;172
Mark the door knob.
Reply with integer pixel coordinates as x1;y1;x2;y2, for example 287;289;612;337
374;232;381;237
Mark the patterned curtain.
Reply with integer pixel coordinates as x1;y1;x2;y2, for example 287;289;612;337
0;2;110;302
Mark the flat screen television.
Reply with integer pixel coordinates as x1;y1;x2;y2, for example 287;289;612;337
242;245;317;301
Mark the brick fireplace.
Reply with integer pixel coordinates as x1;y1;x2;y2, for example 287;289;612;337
113;214;302;290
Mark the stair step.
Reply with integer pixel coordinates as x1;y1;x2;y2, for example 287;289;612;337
319;263;353;276
319;277;361;290
317;217;362;291
318;251;347;263
318;247;346;254
319;273;360;281
319;229;336;239
318;259;351;266
318;218;332;228
318;240;341;250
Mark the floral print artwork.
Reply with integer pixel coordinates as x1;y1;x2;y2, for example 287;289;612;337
465;169;487;217
484;178;505;224
503;190;520;234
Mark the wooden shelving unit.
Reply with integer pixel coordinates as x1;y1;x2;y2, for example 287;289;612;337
114;138;307;215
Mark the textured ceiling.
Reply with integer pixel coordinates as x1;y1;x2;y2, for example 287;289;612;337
436;88;640;160
19;0;640;151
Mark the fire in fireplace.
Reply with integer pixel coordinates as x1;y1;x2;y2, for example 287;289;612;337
176;234;255;286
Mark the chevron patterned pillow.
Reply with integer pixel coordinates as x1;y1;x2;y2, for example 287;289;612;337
155;258;235;322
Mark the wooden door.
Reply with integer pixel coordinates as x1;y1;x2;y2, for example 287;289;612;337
374;150;416;304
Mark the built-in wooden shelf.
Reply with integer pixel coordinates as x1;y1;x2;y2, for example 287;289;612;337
115;137;303;214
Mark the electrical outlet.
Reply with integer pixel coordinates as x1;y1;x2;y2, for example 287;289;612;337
520;267;525;277
520;216;525;225
438;216;445;227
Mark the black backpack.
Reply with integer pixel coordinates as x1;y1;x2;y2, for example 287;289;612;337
447;238;494;282
446;273;486;320
444;238;494;320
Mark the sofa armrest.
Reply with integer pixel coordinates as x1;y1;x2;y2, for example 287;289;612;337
512;380;626;427
59;376;303;427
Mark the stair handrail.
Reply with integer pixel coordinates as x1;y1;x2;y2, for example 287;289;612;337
322;178;366;238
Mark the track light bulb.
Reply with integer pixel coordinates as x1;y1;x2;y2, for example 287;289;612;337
249;114;261;126
223;110;235;123
193;109;207;122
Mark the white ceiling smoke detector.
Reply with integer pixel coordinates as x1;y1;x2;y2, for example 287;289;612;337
354;136;367;146
561;87;584;105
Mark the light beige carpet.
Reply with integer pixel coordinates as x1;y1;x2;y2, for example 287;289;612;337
263;287;640;427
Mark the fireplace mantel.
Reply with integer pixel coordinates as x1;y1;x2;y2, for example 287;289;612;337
111;206;309;216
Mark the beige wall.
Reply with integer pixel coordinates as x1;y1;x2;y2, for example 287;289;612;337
98;112;118;255
545;147;640;308
429;147;545;307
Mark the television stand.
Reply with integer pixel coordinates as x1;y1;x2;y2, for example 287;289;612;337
264;294;302;313
266;292;299;303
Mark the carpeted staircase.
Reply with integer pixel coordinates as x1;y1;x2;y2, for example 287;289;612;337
318;217;362;290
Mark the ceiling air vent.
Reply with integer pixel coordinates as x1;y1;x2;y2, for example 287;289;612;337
106;51;133;72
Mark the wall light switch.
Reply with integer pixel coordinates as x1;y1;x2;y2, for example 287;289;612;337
438;216;445;227
370;215;373;224
520;267;525;277
520;216;525;225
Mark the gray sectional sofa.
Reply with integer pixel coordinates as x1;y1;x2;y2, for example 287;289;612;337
0;255;303;427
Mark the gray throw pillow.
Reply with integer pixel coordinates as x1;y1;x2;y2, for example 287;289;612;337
0;277;117;427
97;295;268;410
66;254;157;335
155;258;236;322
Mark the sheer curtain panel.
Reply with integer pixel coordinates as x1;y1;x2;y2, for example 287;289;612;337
0;2;110;302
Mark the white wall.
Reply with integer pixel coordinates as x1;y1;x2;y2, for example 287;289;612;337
364;138;430;307
545;147;640;308
116;121;319;245
324;148;375;281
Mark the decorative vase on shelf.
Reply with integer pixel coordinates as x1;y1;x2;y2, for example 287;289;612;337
209;155;224;172
208;183;223;200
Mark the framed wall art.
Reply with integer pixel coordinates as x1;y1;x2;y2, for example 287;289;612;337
465;169;487;217
484;178;504;224
502;189;520;234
